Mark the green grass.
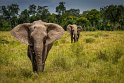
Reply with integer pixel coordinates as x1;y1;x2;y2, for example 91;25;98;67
0;31;124;83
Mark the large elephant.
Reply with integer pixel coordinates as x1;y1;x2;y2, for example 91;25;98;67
11;20;64;73
67;24;82;43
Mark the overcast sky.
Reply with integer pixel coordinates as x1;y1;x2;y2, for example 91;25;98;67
0;0;124;13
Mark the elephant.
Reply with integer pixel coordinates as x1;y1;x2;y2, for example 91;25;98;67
67;24;82;43
11;20;64;73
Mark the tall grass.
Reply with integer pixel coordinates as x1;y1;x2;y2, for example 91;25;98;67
0;31;124;83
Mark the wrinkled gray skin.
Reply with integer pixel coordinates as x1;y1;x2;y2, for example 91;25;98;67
67;24;82;43
11;20;64;73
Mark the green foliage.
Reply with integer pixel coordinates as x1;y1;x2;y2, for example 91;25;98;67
29;4;37;15
56;2;66;15
70;42;84;58
86;9;100;27
76;16;89;27
112;46;124;64
100;5;124;30
52;56;68;70
65;9;80;17
0;20;11;31
0;2;124;31
96;49;108;61
85;37;95;43
96;45;124;64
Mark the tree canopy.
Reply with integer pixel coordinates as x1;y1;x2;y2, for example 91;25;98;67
0;2;124;31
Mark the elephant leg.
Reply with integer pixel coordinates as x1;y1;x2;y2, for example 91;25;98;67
74;35;76;42
71;35;73;43
71;33;74;43
71;30;74;43
27;45;31;60
43;43;53;63
42;43;53;71
32;52;37;72
77;34;80;41
27;45;37;72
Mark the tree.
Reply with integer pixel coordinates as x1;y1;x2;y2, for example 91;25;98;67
100;5;124;30
36;6;50;22
1;4;20;28
0;6;9;19
8;4;19;16
65;9;80;17
19;9;30;23
118;5;124;30
28;4;37;22
29;4;37;16
47;13;57;23
76;16;89;28
86;9;100;27
0;3;124;31
56;2;66;15
56;2;66;24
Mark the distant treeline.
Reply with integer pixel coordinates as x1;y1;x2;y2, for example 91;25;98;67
0;2;124;31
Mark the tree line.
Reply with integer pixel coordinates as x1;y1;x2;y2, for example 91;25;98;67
0;2;124;31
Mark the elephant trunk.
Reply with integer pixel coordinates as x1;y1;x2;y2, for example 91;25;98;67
34;42;44;72
74;34;78;42
33;39;49;72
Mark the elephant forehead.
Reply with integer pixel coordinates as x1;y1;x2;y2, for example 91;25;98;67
32;24;46;30
72;25;77;30
33;20;46;25
33;20;43;23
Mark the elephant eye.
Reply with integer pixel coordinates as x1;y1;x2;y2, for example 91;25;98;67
30;26;36;32
34;27;36;29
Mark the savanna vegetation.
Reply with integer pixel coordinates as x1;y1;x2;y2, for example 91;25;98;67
0;2;124;31
0;31;124;83
0;1;124;83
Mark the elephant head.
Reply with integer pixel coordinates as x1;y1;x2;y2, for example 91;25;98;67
11;20;64;73
67;24;82;43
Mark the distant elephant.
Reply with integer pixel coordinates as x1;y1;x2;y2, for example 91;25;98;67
11;20;64;73
67;24;82;43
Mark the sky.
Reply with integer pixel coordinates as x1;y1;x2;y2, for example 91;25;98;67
0;0;124;13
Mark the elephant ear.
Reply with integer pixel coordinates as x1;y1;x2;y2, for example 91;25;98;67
67;24;72;32
45;23;64;45
77;26;82;32
10;23;31;45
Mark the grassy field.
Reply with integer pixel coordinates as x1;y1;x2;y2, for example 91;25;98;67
0;31;124;83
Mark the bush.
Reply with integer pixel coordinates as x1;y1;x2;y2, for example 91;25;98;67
0;20;11;31
85;26;96;31
52;56;68;70
70;43;88;67
0;38;9;44
96;50;108;61
70;42;84;58
112;46;124;64
85;37;95;43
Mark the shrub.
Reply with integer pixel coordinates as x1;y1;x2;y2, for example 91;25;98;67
112;46;124;64
0;38;9;44
70;43;88;67
96;50;108;61
52;56;68;70
94;32;103;38
93;32;109;38
85;37;95;43
70;42;84;58
54;41;59;46
85;26;96;31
